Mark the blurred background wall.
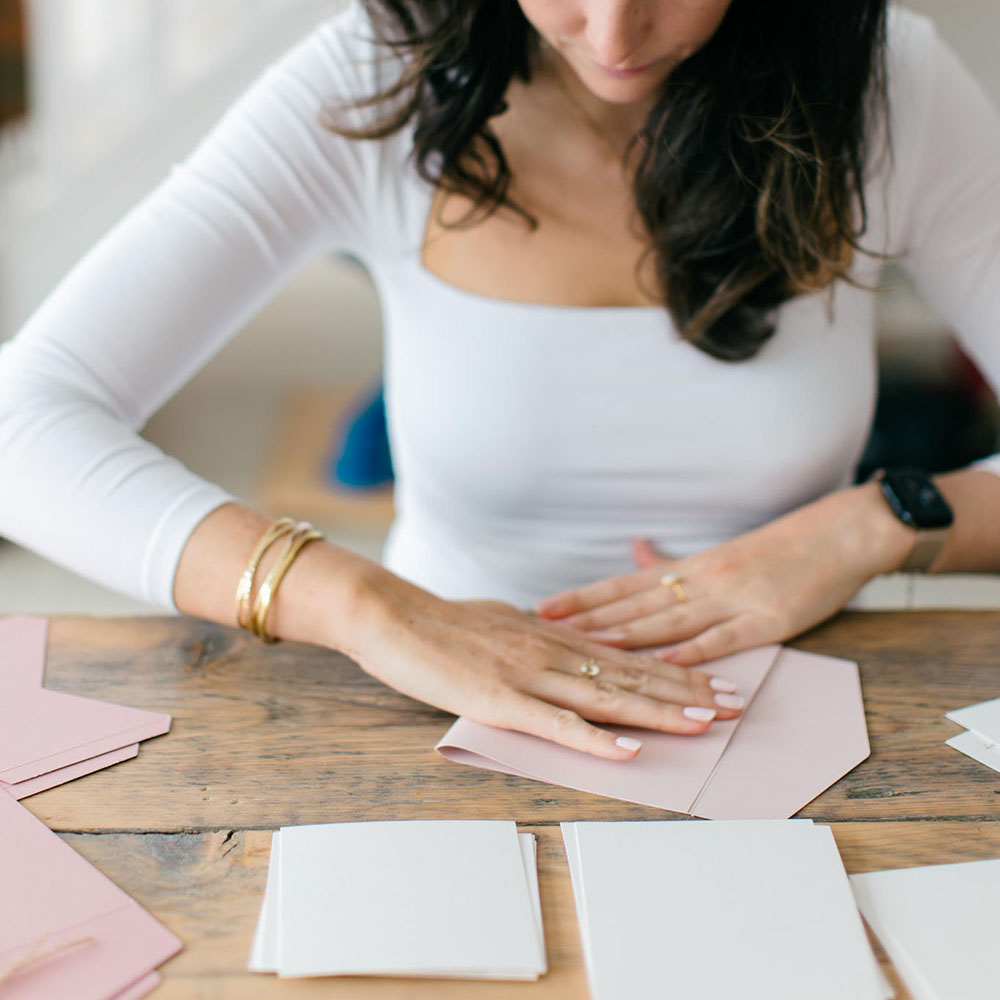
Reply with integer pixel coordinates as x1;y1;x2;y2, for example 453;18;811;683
0;0;344;337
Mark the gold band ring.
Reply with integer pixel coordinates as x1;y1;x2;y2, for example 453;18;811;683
579;658;601;679
659;572;689;603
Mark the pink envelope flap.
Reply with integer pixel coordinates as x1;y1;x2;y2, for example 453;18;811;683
0;789;181;1000
690;647;870;819
0;617;170;784
5;744;140;801
437;645;781;813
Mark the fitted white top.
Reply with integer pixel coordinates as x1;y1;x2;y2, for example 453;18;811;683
1;5;999;610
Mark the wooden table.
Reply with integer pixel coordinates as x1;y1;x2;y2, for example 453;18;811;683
18;612;1000;998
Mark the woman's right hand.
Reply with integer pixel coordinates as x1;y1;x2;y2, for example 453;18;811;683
340;572;746;760
174;507;744;761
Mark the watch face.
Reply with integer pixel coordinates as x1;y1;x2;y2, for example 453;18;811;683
880;469;954;529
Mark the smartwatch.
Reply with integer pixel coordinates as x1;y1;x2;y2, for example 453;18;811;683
874;467;953;572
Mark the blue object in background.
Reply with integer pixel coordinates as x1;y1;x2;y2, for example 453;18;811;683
329;380;394;489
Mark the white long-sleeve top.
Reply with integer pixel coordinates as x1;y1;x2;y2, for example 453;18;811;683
1;5;999;610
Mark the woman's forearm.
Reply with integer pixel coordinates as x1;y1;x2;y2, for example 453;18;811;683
172;502;391;655
781;468;1000;580
929;468;1000;573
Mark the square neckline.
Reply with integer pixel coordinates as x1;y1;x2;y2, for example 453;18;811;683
412;177;666;318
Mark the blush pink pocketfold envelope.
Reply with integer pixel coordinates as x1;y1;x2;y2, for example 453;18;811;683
0;616;169;787
437;646;870;819
0;789;181;1000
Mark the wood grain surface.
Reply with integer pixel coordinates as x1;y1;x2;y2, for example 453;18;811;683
15;612;1000;998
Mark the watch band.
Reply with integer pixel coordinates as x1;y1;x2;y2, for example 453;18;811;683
873;468;953;574
900;527;950;573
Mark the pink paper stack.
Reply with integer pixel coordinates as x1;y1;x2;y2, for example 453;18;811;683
0;615;181;998
0;616;171;799
0;788;182;999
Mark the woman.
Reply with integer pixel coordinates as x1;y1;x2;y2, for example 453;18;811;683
1;1;999;759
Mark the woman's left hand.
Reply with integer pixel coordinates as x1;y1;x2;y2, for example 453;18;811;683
534;483;916;666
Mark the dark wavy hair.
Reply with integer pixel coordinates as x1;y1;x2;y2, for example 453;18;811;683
335;1;888;361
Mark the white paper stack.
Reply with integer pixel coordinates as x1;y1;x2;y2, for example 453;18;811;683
945;697;1000;772
852;859;1000;1000
562;820;891;1000
249;820;546;980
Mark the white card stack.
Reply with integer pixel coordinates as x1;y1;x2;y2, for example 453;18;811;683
249;820;546;980
852;859;1000;1000
562;820;891;1000
945;697;1000;773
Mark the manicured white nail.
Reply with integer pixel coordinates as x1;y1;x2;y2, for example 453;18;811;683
714;693;745;710
709;676;738;693
615;736;642;751
683;706;717;722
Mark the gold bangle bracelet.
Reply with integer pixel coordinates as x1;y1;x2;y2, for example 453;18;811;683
234;517;297;630
250;522;325;643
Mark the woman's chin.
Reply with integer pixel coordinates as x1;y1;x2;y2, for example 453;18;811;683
571;60;670;106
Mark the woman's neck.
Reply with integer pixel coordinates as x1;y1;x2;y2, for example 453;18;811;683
536;47;654;160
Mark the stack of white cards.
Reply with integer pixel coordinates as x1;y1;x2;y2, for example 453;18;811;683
562;820;892;1000
945;697;1000;772
852;859;1000;1000
249;820;546;980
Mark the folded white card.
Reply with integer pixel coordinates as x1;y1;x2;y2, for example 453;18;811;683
945;697;1000;744
249;820;545;980
945;729;1000;773
562;820;887;1000
851;859;1000;1000
249;830;282;973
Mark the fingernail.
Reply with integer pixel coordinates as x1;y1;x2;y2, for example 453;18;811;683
709;676;738;693
615;736;642;752
714;693;745;710
683;706;717;722
587;629;627;641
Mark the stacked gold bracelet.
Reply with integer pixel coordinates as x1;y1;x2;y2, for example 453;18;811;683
235;518;325;643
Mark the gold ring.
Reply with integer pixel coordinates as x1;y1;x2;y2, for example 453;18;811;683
579;659;601;679
659;572;689;603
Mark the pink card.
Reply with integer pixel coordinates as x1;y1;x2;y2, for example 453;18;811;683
0;616;170;784
0;616;49;693
437;646;869;818
0;788;181;1000
4;744;140;801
